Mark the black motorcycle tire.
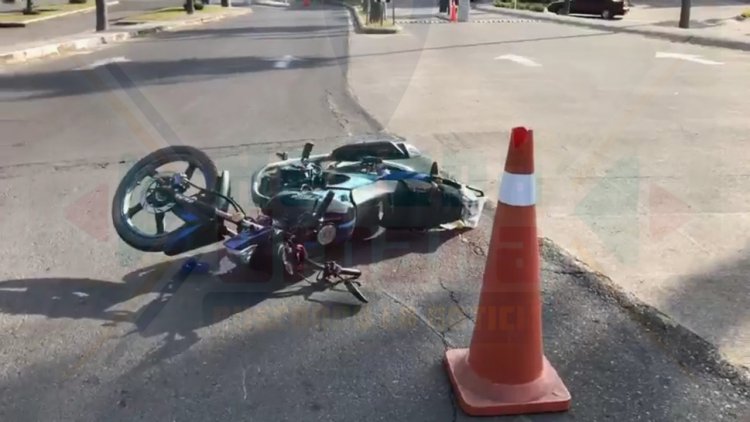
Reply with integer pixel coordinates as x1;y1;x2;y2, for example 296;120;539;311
112;146;218;252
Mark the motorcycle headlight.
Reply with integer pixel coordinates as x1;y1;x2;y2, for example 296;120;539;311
228;244;258;265
317;224;337;246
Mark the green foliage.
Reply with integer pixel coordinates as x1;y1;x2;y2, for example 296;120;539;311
183;0;205;11
493;0;548;11
527;3;545;11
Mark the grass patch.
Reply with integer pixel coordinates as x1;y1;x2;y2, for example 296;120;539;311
121;5;228;22
493;0;547;12
0;2;93;23
343;0;397;29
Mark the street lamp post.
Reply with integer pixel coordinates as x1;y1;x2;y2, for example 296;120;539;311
679;0;690;28
95;0;108;31
561;0;571;14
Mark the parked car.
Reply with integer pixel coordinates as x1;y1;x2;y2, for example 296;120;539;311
546;0;629;19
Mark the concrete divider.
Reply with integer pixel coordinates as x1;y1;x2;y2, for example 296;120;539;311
473;5;750;52
0;8;252;65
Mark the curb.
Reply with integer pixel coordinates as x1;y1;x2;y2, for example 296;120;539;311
336;1;401;34
540;237;750;390
0;8;251;65
0;0;119;27
115;5;249;25
473;5;750;52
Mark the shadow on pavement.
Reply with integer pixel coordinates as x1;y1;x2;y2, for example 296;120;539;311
0;228;460;372
661;244;750;375
628;0;747;8
1;236;748;421
0;248;358;373
0;30;619;101
332;228;467;269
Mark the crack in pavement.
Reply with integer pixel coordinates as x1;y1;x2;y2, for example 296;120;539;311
378;289;454;349
325;90;353;137
377;287;461;422
459;233;486;257
438;280;474;324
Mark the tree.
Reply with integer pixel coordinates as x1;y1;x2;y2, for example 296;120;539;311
368;1;384;23
679;0;690;28
95;0;107;31
184;0;195;14
22;0;35;15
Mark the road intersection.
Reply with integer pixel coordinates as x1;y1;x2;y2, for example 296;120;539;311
0;2;748;420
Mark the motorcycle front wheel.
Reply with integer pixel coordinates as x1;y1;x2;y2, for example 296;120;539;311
111;146;218;252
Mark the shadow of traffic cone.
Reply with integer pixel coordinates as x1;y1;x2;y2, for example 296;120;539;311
443;127;571;416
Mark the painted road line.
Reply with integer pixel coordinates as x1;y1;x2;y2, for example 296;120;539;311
273;55;298;69
494;54;541;67
655;52;724;66
75;56;131;70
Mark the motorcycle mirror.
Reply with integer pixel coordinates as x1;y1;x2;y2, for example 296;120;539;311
301;142;314;161
276;152;288;161
430;161;439;176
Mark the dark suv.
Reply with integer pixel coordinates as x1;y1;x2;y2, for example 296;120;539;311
546;0;629;19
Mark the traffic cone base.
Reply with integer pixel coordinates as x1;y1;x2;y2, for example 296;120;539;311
445;348;571;416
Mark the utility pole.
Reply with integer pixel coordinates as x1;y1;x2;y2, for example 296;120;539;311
95;0;108;31
22;0;34;15
185;0;195;14
679;0;690;28
561;0;571;15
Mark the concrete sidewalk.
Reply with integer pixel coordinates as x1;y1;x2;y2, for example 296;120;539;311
472;0;750;51
347;16;750;384
0;0;172;48
0;0;251;65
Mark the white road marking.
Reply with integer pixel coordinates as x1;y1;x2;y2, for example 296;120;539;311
241;368;248;400
76;56;130;70
494;54;541;67
273;54;298;69
655;52;724;66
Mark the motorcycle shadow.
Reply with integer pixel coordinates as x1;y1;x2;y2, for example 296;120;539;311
0;249;363;374
324;227;471;270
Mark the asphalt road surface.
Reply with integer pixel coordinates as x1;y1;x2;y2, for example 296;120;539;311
0;3;748;421
348;14;750;372
0;2;379;168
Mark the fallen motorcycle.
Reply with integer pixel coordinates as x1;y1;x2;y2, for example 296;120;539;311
111;140;486;304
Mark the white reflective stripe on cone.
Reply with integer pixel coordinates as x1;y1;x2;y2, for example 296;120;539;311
498;172;536;207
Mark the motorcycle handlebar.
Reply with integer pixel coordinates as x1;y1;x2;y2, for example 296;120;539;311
339;267;362;277
301;142;314;161
173;192;263;230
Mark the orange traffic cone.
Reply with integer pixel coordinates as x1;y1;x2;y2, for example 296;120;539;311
303;0;310;6
449;1;457;22
444;127;571;416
